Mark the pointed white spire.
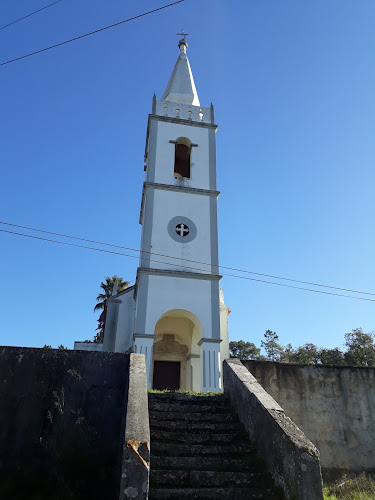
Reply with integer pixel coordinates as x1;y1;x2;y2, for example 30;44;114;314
162;39;200;106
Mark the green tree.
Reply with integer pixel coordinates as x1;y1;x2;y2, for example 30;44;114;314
94;276;130;343
288;343;320;364
261;330;285;361
229;340;262;360
319;347;345;365
344;328;375;367
283;343;295;362
228;327;374;367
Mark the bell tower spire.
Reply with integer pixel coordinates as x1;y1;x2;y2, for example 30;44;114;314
162;30;200;106
131;35;228;393
76;38;230;389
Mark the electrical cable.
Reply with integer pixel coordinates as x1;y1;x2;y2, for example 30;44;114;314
1;227;375;303
1;220;374;297
0;1;184;67
0;0;62;31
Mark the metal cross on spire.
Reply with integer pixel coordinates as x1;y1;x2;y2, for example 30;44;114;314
176;29;190;41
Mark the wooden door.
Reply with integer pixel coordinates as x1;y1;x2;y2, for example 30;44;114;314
153;361;180;390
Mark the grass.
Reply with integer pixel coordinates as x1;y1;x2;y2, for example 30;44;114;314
148;388;221;396
323;473;375;500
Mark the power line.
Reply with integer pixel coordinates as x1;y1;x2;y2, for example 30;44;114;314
1;227;375;303
0;1;184;67
0;0;62;32
1;220;374;297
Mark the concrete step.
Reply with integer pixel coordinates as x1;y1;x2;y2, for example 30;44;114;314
151;442;254;457
150;469;272;488
150;410;235;422
151;455;265;473
149;401;230;413
149;487;280;499
148;393;226;404
148;392;282;500
150;430;246;444
149;419;239;433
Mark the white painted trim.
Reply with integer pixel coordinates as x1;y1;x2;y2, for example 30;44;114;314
144;181;220;197
137;267;222;281
149;114;218;130
199;339;221;392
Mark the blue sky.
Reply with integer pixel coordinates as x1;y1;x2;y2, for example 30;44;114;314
1;0;374;352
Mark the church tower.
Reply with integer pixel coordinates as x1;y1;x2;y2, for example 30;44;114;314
133;36;226;392
76;37;230;392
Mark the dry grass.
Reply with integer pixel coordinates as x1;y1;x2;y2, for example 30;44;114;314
324;473;375;500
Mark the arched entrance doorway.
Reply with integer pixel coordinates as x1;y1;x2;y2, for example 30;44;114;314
152;309;202;391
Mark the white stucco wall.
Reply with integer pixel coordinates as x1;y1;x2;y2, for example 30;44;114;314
114;289;135;352
148;120;214;191
135;272;220;341
154;315;195;348
141;188;217;274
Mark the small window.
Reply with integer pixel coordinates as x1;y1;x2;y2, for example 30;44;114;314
174;138;191;178
175;223;190;237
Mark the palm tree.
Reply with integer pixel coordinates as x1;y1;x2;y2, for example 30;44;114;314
94;276;130;312
94;276;130;343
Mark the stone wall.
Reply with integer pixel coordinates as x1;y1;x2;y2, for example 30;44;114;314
0;346;130;499
243;360;375;479
224;359;323;499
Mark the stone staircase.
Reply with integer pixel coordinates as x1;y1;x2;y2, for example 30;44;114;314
148;392;283;499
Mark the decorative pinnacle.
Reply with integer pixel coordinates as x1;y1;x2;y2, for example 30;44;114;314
112;278;119;296
176;28;190;50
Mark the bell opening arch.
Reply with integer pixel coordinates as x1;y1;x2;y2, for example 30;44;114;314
174;137;191;179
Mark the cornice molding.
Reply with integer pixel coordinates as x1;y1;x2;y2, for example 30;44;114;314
133;333;155;339
198;338;222;346
137;267;222;282
149;114;218;130
145;181;219;197
187;354;200;361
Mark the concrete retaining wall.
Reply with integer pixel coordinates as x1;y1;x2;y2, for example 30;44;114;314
243;360;375;479
223;359;323;500
119;354;150;499
0;346;130;499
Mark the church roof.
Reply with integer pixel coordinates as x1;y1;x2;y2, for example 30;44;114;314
113;285;135;299
161;39;200;106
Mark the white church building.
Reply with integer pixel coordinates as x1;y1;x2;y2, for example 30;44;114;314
75;37;230;392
